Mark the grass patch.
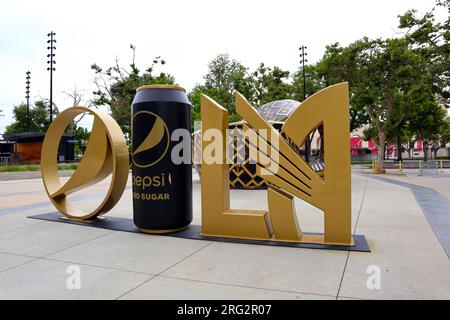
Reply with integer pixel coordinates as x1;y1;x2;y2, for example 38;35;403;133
0;163;78;172
57;163;78;171
351;160;373;165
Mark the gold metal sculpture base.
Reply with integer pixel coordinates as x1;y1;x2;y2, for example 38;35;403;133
58;216;108;223
271;234;356;246
29;213;370;252
201;231;356;247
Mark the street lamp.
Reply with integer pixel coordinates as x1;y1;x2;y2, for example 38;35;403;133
47;31;56;123
299;45;310;162
299;45;308;101
25;71;31;132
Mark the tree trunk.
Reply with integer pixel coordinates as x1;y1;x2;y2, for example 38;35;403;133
409;140;414;159
423;140;428;161
304;138;310;163
377;131;386;173
396;126;402;161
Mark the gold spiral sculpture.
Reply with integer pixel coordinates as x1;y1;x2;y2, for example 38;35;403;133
41;106;129;220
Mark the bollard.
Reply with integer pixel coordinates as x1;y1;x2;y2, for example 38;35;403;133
372;160;378;173
419;160;423;176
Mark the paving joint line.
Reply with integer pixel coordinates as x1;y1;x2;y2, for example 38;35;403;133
352;177;369;235
114;275;158;300
0;249;157;282
0;220;48;237
0;250;40;259
337;295;374;300
157;241;214;276
41;230;115;259
114;241;214;300
336;175;369;300
41;256;156;276
157;274;337;299
0;256;39;276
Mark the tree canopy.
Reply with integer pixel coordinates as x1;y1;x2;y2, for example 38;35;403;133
189;54;254;124
91;44;176;136
189;54;295;125
4;100;50;134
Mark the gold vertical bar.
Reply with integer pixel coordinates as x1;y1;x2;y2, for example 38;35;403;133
268;187;303;242
200;95;272;240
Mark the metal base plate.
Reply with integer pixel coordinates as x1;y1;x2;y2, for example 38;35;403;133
28;212;370;252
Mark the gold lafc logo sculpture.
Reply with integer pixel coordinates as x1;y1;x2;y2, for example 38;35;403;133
200;82;352;246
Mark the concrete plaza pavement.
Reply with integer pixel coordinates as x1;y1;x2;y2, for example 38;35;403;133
0;170;449;299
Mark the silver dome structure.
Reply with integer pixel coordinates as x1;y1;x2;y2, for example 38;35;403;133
257;99;300;122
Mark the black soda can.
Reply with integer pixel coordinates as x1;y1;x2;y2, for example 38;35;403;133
131;85;192;233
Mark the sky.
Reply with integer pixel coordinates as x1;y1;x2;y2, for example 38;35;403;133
0;0;445;133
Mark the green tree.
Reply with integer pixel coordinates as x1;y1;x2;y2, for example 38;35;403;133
190;54;299;125
429;121;450;159
397;0;450;161
319;38;427;172
398;0;450;101
291;64;324;102
188;84;205;129
4;100;50;134
189;54;254;124
363;114;410;160
316;42;370;131
72;126;90;157
436;121;450;156
91;44;176;136
406;83;448;160
252;63;291;106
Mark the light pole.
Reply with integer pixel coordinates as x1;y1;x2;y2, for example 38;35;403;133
299;45;310;162
299;45;308;101
25;71;31;132
47;31;56;123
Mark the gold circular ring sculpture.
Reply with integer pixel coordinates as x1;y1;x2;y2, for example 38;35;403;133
41;106;129;220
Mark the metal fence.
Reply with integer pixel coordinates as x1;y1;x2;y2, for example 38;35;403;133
351;154;377;163
372;159;450;177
